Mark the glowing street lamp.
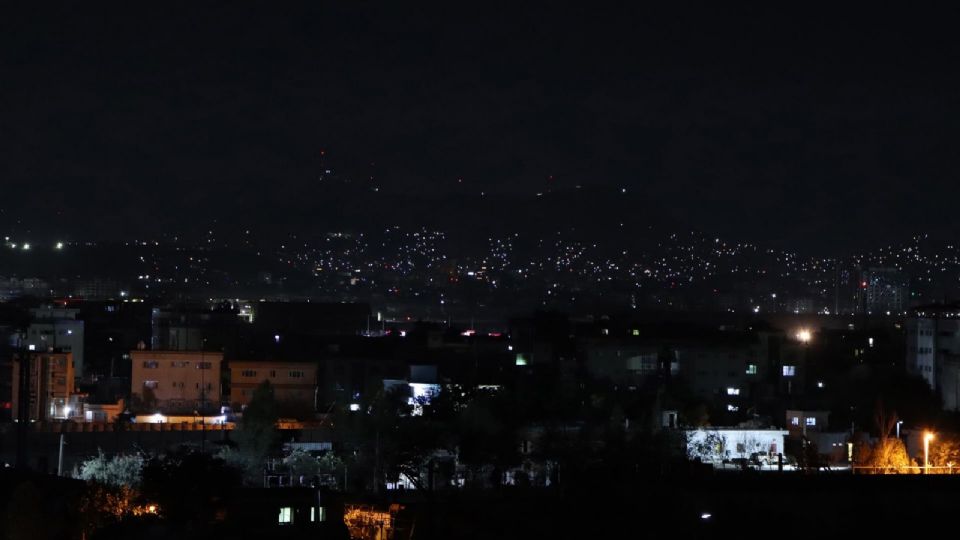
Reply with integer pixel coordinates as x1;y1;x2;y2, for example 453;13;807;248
796;329;812;343
925;431;935;474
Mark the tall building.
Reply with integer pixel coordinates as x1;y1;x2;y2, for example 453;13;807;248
72;279;126;300
130;350;223;414
906;305;960;410
787;296;816;315
11;351;76;421
860;267;909;315
833;265;862;315
0;277;50;301
25;307;85;379
149;304;240;351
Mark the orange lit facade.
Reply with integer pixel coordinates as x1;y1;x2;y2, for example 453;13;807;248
11;351;76;421
229;361;316;410
130;350;223;413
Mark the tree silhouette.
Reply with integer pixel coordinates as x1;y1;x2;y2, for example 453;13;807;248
223;380;279;483
141;448;241;527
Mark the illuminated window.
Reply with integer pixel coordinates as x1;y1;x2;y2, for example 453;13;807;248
278;507;292;524
745;364;757;375
310;507;326;522
805;417;816;426
631;329;639;336
782;365;796;377
515;354;528;366
791;417;799;426
727;404;739;412
144;380;158;389
726;387;740;396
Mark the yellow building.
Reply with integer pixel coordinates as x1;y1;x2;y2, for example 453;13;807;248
130;350;223;413
229;361;316;412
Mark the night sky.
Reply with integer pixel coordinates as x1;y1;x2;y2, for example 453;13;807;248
4;3;960;252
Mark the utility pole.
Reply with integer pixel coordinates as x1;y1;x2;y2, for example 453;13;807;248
200;338;206;453
57;433;66;476
15;332;31;469
834;263;840;315
373;428;380;494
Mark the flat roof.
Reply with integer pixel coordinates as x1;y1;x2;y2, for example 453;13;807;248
130;350;223;358
229;360;317;368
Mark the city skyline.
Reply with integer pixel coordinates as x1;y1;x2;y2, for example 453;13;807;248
7;5;960;539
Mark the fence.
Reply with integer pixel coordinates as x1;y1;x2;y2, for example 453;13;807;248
852;465;960;474
26;421;235;432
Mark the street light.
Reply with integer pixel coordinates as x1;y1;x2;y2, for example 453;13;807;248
200;338;207;453
925;431;935;474
896;420;903;439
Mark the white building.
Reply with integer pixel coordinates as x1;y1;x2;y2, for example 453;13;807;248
25;307;85;379
686;428;788;465
906;306;960;410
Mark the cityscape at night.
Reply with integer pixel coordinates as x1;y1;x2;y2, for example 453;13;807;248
2;226;959;315
6;3;960;540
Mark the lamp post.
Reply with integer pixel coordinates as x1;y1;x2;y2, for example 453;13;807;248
200;338;207;453
925;431;935;474
896;420;903;439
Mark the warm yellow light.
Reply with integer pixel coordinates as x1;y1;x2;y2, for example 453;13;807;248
925;432;935;442
796;329;812;343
